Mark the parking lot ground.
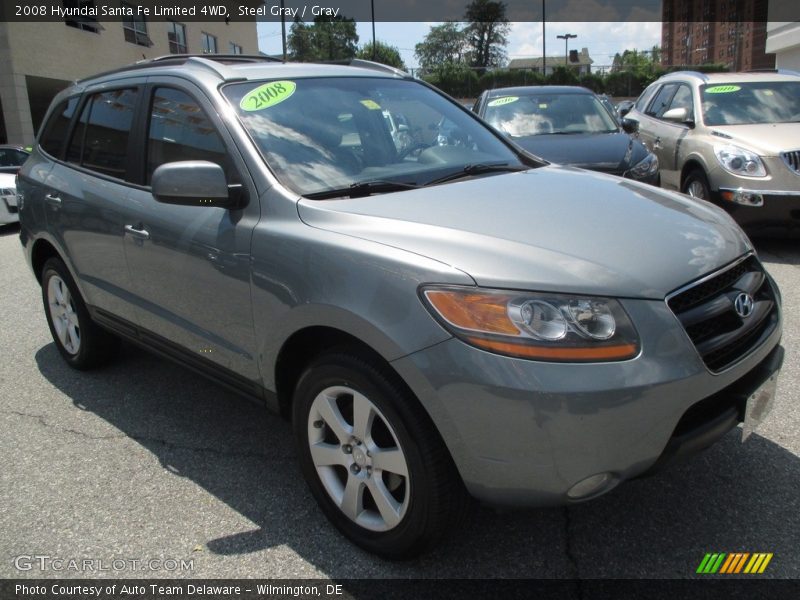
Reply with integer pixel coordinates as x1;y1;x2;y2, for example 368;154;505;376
0;224;798;579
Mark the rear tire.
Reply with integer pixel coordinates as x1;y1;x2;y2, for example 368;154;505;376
41;258;119;370
292;350;468;559
682;169;712;201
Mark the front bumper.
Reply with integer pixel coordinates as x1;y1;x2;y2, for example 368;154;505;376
714;188;800;235
391;297;783;507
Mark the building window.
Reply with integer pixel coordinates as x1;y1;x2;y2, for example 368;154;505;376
201;32;217;54
229;42;243;55
63;1;101;33
122;2;152;46
168;21;187;54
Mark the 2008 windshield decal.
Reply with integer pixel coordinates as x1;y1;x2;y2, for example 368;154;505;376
240;81;297;111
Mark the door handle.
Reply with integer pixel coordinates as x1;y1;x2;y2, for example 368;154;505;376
124;224;150;240
653;137;662;150
45;193;62;206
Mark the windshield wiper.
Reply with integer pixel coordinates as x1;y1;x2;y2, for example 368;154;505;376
423;163;527;186
304;180;421;200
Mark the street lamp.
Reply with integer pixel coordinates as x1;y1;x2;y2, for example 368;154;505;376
557;33;577;66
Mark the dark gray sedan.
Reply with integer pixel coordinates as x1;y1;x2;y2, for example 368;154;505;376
473;86;660;184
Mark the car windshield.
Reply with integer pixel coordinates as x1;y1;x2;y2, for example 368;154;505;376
700;81;800;126
484;92;619;137
222;77;526;196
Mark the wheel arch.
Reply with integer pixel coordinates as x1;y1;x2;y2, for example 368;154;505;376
680;157;709;191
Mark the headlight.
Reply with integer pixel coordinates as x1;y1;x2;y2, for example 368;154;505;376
713;144;766;177
627;152;659;180
421;286;640;362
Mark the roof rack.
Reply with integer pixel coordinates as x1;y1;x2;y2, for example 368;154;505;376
76;54;283;83
663;70;709;82
316;58;411;78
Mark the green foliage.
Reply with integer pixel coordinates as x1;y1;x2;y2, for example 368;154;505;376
414;22;468;73
547;66;580;86
355;41;406;71
464;0;510;72
578;73;604;93
287;15;359;62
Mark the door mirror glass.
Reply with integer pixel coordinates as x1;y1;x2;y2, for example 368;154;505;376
621;117;639;134
152;160;239;208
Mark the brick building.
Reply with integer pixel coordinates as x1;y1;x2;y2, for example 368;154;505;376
661;0;775;70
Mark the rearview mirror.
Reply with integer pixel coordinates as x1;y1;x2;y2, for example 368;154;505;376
152;161;245;209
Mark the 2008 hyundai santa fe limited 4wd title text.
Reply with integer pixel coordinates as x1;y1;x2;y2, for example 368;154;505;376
18;55;783;558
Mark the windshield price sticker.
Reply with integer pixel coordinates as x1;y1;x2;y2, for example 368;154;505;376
488;96;519;107
360;99;382;110
705;85;741;94
240;81;296;111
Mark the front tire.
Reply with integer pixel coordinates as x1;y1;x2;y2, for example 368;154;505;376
682;169;712;201
292;351;467;559
41;258;118;370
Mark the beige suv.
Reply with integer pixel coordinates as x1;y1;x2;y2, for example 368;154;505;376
624;70;800;235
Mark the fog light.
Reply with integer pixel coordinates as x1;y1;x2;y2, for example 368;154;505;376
566;472;619;500
721;189;764;207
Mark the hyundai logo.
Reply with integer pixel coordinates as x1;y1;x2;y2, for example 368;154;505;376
734;292;755;318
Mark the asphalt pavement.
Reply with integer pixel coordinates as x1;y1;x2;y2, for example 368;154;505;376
1;223;798;580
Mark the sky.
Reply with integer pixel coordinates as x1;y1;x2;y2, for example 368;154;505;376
256;21;662;71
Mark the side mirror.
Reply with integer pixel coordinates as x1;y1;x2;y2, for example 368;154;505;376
152;161;245;209
621;117;639;134
662;107;694;126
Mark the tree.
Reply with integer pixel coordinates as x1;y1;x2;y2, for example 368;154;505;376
355;41;406;71
414;22;468;74
286;15;359;62
463;0;510;73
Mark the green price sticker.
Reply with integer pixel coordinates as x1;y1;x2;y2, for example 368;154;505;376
705;85;741;94
240;81;296;111
360;99;382;110
488;96;519;107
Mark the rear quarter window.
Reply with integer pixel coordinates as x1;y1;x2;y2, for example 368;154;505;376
39;97;79;158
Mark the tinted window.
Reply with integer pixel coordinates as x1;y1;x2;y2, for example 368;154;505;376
665;84;694;120
634;84;658;112
39;97;79;158
0;149;28;167
146;87;232;184
66;89;138;179
645;84;677;117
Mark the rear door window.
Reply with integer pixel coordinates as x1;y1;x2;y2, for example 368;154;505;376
66;89;139;179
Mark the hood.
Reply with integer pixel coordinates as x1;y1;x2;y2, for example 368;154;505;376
510;131;648;172
709;122;800;156
298;166;751;299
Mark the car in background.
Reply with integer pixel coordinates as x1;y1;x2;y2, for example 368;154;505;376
0;173;19;225
0;145;30;174
623;70;800;235
473;86;659;185
616;99;635;119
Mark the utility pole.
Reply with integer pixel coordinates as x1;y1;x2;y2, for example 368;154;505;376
557;33;577;66
280;0;286;61
371;0;376;60
542;0;546;76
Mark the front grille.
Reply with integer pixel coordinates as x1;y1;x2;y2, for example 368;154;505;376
783;150;800;174
667;255;778;372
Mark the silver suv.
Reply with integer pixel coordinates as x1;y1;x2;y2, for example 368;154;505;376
624;70;800;235
18;56;783;558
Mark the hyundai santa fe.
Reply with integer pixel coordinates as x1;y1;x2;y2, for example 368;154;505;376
18;55;783;558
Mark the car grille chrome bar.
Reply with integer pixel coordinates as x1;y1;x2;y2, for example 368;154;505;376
782;150;800;174
667;255;778;373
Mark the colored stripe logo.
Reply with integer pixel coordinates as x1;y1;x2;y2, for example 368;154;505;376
696;553;773;574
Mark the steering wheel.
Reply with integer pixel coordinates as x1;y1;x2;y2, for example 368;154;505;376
398;142;432;160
